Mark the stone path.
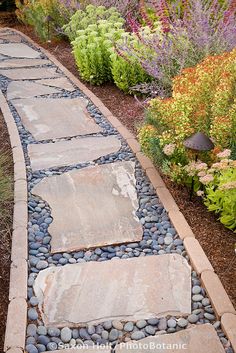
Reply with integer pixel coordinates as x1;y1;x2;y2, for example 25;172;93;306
0;29;232;353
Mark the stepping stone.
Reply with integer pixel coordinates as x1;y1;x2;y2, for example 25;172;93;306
39;77;75;92
28;136;121;171
32;161;143;252
0;67;61;80
12;98;101;141
0;33;22;42
116;324;225;353
0;43;40;58
7;81;61;100
33;254;191;327
0;58;51;69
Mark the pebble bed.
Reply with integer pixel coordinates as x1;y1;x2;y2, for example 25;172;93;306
0;31;233;353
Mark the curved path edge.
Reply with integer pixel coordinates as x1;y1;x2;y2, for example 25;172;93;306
1;28;236;353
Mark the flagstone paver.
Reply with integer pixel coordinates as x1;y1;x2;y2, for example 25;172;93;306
28;135;121;171
0;67;61;80
33;254;191;327
0;58;51;69
0;33;22;42
32;161;143;252
38;77;75;91
7;81;61;100
0;43;40;58
116;324;225;353
12;97;102;141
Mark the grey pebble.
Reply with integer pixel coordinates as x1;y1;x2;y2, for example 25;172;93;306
145;325;156;335
204;313;215;321
124;322;134;332
177;318;188;328
26;344;38;353
36;260;48;270
112;320;123;330
192;294;204;302
109;329;119;341
103;321;112;330
192;285;201;295
136;320;147;329
147;318;159;326
158;318;167;331
37;326;47;336
27;324;37;337
61;327;72;343
47;342;57;351
30;296;39;306
202;298;210;306
131;331;145;340
48;327;60;337
28;308;38;321
167;318;176;328
188;314;198;323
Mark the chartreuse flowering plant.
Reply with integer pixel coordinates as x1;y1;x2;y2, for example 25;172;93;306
184;151;236;231
63;4;124;41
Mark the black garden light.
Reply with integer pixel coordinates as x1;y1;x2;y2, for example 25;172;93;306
44;15;53;43
184;132;214;200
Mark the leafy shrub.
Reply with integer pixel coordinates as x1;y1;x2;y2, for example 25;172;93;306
139;48;236;180
72;20;124;84
185;151;236;231
63;4;124;41
121;0;236;95
82;0;139;18
110;32;150;93
15;0;79;41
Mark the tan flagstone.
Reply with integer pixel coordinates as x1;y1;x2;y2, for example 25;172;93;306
32;161;143;253
0;33;22;42
33;254;191;327
0;43;40;58
39;77;75;91
0;67;61;80
0;58;51;69
116;324;225;353
12;98;101;141
7;81;61;100
49;349;111;353
28;136;121;171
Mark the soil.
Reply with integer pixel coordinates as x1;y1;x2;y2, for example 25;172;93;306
0;112;13;351
0;15;235;316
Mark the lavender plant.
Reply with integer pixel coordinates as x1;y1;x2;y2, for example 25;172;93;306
119;0;236;96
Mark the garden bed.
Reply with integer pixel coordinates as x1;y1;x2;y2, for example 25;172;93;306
0;110;13;353
0;18;235;310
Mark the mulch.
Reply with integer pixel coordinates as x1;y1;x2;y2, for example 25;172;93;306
0;18;235;349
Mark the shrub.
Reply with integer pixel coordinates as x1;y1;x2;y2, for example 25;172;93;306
110;31;150;93
15;0;79;41
120;0;236;96
185;152;236;231
63;4;124;41
72;20;124;84
139;48;236;181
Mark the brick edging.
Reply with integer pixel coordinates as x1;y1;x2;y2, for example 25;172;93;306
0;90;27;353
2;28;236;352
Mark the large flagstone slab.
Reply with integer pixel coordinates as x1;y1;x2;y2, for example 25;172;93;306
28;136;121;171
0;67;61;80
0;58;51;69
0;43;40;58
116;324;225;353
34;254;191;327
7;81;61;100
32;161;143;252
39;77;75;92
12;98;101;141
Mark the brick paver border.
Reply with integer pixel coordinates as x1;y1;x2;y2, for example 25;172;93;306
1;28;235;353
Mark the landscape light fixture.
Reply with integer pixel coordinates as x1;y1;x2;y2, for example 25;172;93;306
183;132;214;200
44;15;52;43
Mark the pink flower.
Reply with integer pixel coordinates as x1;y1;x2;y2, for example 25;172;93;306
199;174;214;185
197;190;204;197
216;149;231;159
163;143;176;156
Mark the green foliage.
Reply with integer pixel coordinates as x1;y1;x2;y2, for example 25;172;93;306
15;0;79;41
72;20;124;84
204;165;236;231
0;153;13;205
110;33;150;93
63;4;124;41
